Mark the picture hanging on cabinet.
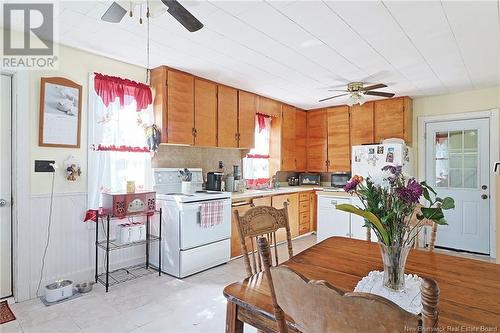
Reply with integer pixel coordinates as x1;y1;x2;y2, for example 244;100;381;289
64;155;82;182
39;77;82;148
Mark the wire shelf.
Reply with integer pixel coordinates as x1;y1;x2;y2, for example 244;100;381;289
97;264;159;288
97;235;160;251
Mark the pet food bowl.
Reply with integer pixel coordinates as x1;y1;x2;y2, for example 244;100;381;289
75;282;94;293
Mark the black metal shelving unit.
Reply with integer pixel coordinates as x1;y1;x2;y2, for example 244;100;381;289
94;209;162;292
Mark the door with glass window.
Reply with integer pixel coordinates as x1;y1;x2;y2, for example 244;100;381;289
425;118;490;254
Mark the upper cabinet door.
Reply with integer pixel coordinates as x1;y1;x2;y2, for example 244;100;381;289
217;85;238;148
327;106;350;172
167;70;194;145
350;102;374;146
258;97;281;117
374;97;412;144
238;91;257;149
307;109;328;172
295;109;307;172
194;79;217;147
281;105;296;171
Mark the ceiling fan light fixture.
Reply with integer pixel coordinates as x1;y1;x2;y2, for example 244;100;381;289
346;94;357;107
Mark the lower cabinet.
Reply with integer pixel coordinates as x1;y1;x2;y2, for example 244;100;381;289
317;195;374;243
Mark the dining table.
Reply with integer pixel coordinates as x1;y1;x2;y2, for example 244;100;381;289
223;237;500;332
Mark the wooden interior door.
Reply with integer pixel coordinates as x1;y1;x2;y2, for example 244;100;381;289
238;91;257;149
167;70;194;144
295;109;307;172
350;102;374;146
374;98;405;142
307;109;328;172
281;105;296;171
194;79;217;147
327;106;350;172
217;85;238;148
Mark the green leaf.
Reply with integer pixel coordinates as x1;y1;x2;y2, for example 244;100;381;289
422;188;431;203
336;204;389;245
435;217;448;225
421;181;437;195
441;197;455;210
420;207;445;221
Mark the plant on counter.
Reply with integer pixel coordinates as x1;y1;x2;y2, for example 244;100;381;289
337;166;454;291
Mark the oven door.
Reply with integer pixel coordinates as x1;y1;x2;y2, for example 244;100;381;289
179;199;231;250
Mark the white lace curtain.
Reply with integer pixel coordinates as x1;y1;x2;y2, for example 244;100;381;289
87;75;153;210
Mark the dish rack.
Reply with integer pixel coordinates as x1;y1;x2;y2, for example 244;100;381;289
91;209;162;292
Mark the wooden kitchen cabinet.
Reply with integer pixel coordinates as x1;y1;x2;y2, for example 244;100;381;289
217;85;238;148
295;109;307;172
374;96;412;144
194;79;217;147
280;104;296;171
258;96;281;117
272;193;299;241
307;109;328;172
327;106;350;172
238;91;258;149
298;191;312;235
151;67;195;144
350;102;375;146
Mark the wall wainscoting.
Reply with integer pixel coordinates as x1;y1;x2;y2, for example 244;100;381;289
22;192;145;300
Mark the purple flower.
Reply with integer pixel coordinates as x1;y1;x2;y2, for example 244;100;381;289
395;178;423;204
382;165;402;176
343;180;358;192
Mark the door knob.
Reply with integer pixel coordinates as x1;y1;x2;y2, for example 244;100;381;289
481;194;488;200
0;199;7;207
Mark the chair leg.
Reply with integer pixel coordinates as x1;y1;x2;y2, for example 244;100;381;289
226;301;244;333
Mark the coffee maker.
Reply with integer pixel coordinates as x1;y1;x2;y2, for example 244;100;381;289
206;172;223;191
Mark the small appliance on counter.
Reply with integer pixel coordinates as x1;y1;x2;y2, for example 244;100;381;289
331;172;351;188
206;172;223;191
299;173;320;186
287;176;299;186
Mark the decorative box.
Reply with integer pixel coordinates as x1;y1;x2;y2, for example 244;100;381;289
101;191;156;218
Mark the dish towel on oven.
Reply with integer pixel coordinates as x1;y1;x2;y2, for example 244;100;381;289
200;201;224;228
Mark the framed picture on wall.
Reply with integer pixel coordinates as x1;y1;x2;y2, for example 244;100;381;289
39;77;82;148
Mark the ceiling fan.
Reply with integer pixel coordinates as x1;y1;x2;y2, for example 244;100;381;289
101;0;203;32
319;82;395;106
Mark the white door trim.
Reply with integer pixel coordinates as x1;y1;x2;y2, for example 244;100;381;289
2;70;31;302
417;109;499;258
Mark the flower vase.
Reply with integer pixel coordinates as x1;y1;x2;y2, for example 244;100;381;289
378;243;412;292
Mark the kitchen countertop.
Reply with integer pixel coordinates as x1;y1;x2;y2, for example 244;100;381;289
230;185;351;202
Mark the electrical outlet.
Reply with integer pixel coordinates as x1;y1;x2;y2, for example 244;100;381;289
35;160;55;172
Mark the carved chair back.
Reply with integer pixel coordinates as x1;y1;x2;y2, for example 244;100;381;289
257;237;440;333
409;203;438;251
233;204;293;276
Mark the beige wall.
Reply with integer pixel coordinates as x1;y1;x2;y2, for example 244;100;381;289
412;86;500;261
28;44;146;194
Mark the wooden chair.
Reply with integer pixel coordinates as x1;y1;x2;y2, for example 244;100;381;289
257;237;440;333
233;203;293;277
410;204;438;251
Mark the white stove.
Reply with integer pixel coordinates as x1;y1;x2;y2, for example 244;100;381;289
150;168;231;278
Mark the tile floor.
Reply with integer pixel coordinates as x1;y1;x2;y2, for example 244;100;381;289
1;234;494;333
1;235;316;333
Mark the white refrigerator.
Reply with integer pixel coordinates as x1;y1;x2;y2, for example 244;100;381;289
351;143;413;178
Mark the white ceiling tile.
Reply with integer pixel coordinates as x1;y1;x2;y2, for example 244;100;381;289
30;1;500;108
442;1;500;88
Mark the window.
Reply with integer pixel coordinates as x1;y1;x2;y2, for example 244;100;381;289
87;73;153;211
243;114;271;187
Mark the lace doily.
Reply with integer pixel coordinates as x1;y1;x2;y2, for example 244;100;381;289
354;270;422;315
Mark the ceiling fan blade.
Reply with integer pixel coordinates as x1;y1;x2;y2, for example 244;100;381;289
161;0;203;32
318;93;349;102
327;89;349;92
361;83;387;91
364;91;395;98
101;2;127;23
